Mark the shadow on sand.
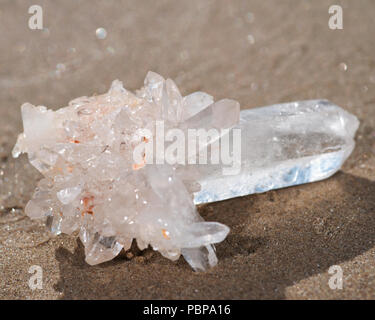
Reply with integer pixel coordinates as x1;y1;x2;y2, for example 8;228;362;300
54;172;375;299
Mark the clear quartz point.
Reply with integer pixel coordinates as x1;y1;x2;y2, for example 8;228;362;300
193;100;359;204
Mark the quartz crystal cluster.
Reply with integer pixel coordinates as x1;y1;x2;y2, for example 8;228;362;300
12;72;238;271
12;70;359;271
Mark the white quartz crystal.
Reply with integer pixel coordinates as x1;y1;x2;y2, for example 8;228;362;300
12;71;238;271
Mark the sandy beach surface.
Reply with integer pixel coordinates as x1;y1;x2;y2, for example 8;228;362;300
0;0;374;299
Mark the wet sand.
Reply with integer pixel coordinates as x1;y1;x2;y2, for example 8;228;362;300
0;0;375;299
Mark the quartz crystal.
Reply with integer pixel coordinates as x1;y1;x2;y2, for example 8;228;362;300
12;72;240;271
12;71;359;271
194;100;359;204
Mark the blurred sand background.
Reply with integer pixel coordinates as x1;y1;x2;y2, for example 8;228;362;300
0;0;375;299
